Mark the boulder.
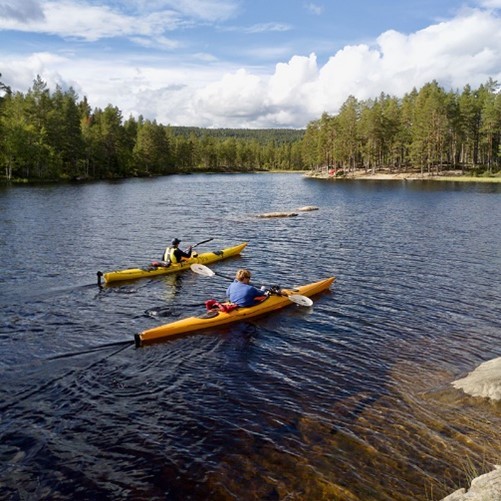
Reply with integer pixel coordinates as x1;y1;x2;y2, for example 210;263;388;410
452;357;501;401
441;465;501;500
443;359;501;500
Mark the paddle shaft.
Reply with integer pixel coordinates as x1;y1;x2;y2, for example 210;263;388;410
192;237;214;249
213;270;234;281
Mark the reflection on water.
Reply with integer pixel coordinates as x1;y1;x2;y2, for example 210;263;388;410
0;174;500;500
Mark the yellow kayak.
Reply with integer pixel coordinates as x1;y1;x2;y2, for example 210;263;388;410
135;276;335;347
101;242;247;284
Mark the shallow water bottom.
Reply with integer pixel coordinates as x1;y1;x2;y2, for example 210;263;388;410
205;360;501;501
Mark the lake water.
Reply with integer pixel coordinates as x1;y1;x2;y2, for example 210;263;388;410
1;173;500;500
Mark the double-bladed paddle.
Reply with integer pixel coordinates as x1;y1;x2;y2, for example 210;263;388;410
190;263;313;307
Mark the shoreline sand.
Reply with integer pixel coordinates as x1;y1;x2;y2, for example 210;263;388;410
305;171;501;183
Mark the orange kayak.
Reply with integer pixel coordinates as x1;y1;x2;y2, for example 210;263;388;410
135;276;335;347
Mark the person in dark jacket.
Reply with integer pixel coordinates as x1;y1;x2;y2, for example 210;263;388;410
163;238;194;264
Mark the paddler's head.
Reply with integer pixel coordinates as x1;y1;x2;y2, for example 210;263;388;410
171;238;181;247
235;269;251;283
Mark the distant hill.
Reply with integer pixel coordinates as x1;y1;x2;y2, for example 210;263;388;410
168;126;305;143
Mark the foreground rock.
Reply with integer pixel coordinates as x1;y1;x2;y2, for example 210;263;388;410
441;465;501;500
452;357;501;401
441;358;501;500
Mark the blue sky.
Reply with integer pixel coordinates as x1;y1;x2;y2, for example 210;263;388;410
1;0;500;128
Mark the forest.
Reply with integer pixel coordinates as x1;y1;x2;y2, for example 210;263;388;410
303;79;501;177
0;74;500;182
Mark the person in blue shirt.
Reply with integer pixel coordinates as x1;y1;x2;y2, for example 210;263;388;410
226;269;267;307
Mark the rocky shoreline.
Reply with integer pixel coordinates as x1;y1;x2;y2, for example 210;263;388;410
442;466;501;500
444;357;501;500
305;170;501;183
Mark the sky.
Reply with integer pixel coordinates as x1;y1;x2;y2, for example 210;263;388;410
1;0;501;129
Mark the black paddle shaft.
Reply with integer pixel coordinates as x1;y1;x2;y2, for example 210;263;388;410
192;237;214;249
213;270;234;281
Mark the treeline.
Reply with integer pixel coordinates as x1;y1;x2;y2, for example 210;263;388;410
169;126;304;143
0;75;305;182
0;74;500;182
303;79;501;175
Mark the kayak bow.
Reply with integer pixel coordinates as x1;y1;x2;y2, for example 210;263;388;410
101;242;247;284
135;276;335;347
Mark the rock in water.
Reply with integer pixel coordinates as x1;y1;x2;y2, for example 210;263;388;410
297;206;319;211
452;357;501;401
257;212;298;218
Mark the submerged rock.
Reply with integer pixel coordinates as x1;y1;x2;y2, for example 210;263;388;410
257;206;318;217
257;212;298;218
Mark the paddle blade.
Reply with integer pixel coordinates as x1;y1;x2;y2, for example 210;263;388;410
288;294;313;307
190;263;215;277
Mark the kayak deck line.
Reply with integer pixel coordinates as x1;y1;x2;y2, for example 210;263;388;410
135;276;335;347
99;242;248;284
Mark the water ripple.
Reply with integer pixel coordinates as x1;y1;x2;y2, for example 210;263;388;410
1;175;500;500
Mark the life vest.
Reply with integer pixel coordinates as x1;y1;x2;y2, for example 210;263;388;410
162;246;178;263
169;247;179;263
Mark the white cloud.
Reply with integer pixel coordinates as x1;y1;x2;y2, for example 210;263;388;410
177;7;501;127
130;35;181;50
1;4;501;128
105;0;239;21
0;0;242;52
243;22;291;34
0;0;184;41
376;9;501;92
0;0;44;22
304;3;323;16
3;52;71;92
157;0;239;22
191;69;266;124
268;54;318;106
478;0;501;8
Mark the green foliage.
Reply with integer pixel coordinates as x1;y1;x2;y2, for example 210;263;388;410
0;75;306;181
303;80;501;174
133;120;174;175
0;74;499;182
168;126;304;144
0;73;11;100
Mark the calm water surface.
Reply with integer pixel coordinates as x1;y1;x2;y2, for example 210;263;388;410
1;173;500;500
